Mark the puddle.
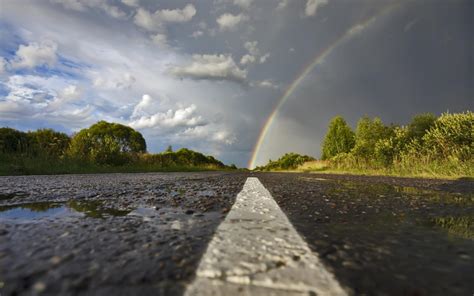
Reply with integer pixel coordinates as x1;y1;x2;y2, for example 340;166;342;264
67;200;131;218
428;215;474;239
0;192;29;201
0;200;131;221
0;202;76;220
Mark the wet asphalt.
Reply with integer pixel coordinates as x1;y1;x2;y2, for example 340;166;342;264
0;172;247;295
258;173;474;296
0;172;473;296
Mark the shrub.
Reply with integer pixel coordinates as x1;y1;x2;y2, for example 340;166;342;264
422;111;473;161
257;152;315;171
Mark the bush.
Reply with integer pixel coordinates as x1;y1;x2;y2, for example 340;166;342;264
422;111;473;161
257;152;315;171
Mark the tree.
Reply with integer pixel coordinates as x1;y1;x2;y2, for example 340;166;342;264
321;116;355;160
28;129;70;158
352;117;393;161
0;128;30;154
165;145;173;153
407;113;437;141
68;121;146;165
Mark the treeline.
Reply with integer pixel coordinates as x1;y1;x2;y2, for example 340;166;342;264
255;152;315;171
256;111;473;177
0;121;232;175
320;111;473;176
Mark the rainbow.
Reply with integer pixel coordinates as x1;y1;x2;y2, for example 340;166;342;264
248;2;402;169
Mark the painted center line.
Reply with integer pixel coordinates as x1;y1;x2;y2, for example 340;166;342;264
185;177;347;295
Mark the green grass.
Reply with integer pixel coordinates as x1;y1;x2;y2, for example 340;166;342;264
275;159;474;180
0;154;230;176
296;161;474;179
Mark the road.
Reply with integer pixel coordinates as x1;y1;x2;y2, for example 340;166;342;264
0;172;473;295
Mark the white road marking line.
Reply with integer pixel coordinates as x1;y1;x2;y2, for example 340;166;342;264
185;177;347;295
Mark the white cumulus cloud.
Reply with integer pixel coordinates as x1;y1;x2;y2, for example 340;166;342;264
240;41;270;65
305;0;328;17
11;41;58;69
233;0;253;9
51;0;126;19
217;13;248;31
130;104;206;129
169;54;247;84
134;4;196;32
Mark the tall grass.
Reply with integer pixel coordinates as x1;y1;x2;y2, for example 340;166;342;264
297;158;474;179
0;154;228;176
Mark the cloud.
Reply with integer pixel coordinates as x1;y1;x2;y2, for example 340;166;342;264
133;4;196;32
47;85;83;110
131;94;153;118
11;41;58;69
50;0;126;19
259;53;270;63
0;57;6;74
240;41;270;65
130;104;206;129
155;4;196;23
92;71;136;90
191;30;204;38
244;41;259;55
256;79;279;89
121;0;139;7
305;0;328;17
134;8;162;32
233;0;253;10
169;54;247;84
240;54;256;65
151;33;168;47
276;0;288;11
0;74;93;125
180;126;236;145
217;13;248;31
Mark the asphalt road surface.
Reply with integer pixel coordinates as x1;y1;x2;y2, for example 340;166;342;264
0;172;473;295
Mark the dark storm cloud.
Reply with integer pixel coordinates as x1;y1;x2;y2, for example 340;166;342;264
260;0;473;164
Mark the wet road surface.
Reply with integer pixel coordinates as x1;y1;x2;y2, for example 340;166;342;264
1;172;473;295
0;172;247;295
258;173;474;296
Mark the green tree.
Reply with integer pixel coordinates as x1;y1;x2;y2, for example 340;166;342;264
407;113;437;141
68;121;146;165
28;129;70;159
0;128;30;154
352;117;393;161
165;145;173;153
321;116;355;160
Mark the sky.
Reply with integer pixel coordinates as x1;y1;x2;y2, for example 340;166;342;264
0;0;472;168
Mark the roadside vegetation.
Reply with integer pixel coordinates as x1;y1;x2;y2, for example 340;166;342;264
0;121;235;175
256;111;473;178
254;153;315;171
